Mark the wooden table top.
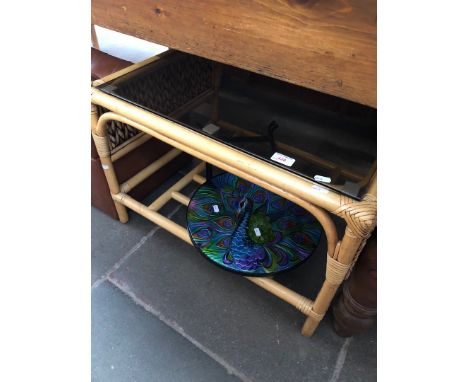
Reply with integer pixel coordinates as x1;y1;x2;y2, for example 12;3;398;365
92;0;376;107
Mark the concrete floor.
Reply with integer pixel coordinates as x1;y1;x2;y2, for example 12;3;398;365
91;165;376;382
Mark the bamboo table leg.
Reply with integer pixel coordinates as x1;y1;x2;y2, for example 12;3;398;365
301;193;377;336
91;104;128;223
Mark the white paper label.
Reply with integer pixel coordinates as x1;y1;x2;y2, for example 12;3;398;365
270;152;295;167
313;175;331;183
102;164;109;170
212;204;219;213
254;227;262;237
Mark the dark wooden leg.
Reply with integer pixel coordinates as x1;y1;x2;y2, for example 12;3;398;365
332;229;377;337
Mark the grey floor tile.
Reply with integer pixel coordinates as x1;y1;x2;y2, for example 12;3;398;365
92;281;241;382
109;207;376;382
335;329;377;382
91;208;155;285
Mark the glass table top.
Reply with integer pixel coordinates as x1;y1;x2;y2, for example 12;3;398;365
98;51;376;200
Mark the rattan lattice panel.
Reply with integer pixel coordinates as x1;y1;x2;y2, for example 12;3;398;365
98;54;213;151
118;55;213;115
96;105;140;150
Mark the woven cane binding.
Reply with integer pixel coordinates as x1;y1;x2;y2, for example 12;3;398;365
326;255;351;285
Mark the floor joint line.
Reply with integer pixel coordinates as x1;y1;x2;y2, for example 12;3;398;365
92;202;185;290
107;276;253;382
328;337;352;382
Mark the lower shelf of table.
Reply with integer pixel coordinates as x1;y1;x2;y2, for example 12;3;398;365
111;161;322;323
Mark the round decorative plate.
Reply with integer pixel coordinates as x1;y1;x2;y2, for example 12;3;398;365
186;172;322;276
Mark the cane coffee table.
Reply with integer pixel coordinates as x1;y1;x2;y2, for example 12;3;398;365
91;49;377;337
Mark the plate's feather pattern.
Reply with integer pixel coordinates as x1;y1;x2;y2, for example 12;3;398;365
187;173;323;275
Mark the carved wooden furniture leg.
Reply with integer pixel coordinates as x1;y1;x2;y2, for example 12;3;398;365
332;229;377;337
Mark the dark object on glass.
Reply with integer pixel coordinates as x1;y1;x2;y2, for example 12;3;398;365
227;121;279;154
332;229;377;337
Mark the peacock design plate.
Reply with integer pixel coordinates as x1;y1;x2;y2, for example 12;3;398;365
186;172;323;276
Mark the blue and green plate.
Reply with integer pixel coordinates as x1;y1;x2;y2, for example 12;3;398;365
186;172;323;276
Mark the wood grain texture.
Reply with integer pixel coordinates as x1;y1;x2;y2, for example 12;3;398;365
92;0;376;107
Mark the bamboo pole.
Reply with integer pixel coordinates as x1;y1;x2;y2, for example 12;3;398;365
171;191;190;206
120;148;182;193
301;231;362;336
192;174;206;184
91;104;128;223
246;277;316;316
148;162;206;211
113;192;191;243
111;133;152;162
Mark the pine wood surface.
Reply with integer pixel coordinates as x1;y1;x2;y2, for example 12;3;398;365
91;0;376;107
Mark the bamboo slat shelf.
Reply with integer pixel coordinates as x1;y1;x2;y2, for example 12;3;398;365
91;52;377;337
